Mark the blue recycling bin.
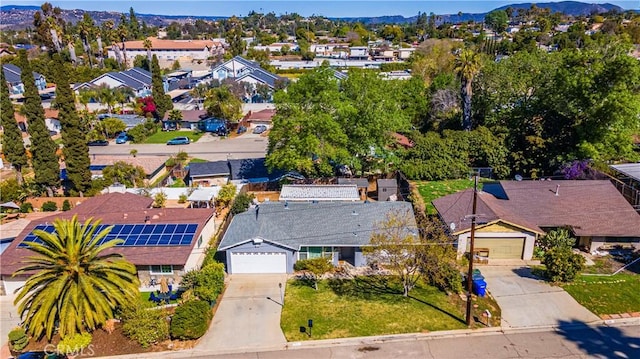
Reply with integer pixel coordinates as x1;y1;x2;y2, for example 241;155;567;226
472;273;485;281
473;279;487;297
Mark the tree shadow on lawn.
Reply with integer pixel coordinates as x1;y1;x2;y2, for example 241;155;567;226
327;276;465;324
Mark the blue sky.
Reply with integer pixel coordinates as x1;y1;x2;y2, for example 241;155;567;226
6;1;639;17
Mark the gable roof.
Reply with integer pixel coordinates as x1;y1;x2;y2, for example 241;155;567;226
2;63;44;84
89;67;151;90
189;161;230;177
219;201;416;250
433;180;640;237
0;193;215;275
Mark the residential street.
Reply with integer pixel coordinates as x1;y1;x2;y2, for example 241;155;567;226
88;133;268;162
108;322;640;359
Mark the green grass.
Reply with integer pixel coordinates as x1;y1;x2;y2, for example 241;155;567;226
144;131;204;144
562;273;640;315
416;179;481;214
281;277;466;341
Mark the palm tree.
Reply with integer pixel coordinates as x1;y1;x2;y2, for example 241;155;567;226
454;49;482;131
97;85;116;114
13;215;139;340
143;38;153;64
77;88;94;112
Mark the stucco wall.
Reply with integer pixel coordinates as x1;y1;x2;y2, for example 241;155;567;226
183;215;217;272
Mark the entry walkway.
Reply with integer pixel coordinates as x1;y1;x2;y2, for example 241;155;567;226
196;274;288;352
481;266;600;328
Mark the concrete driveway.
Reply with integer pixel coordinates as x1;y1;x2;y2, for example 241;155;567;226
481;266;599;328
197;274;288;353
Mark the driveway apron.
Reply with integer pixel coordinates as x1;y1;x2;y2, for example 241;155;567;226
197;274;288;352
481;266;599;328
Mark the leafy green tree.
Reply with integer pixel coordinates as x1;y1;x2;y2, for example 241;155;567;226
102;161;146;188
152;192;167;208
363;208;422;297
204;86;242;122
418;215;462;293
0;68;28;185
150;55;172;119
485;10;509;33
14;216;140;340
293;257;333;290
230;192;255;215
267;66;349;177
100;118;127;138
52;54;92;196
18;50;59;196
216;183;237;208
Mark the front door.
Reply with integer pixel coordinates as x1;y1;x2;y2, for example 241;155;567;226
339;247;356;265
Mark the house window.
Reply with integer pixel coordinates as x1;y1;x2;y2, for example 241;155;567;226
149;265;173;275
299;246;333;261
197;235;203;248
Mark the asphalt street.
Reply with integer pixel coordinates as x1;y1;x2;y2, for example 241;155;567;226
88;133;268;162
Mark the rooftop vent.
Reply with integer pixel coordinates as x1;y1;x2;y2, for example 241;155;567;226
555;184;560;196
352;210;358;216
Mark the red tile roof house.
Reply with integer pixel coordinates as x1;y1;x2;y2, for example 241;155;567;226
0;193;216;295
432;180;640;261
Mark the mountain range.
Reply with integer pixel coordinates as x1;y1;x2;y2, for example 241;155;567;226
0;1;631;29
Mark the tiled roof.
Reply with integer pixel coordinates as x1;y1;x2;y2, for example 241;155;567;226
279;185;360;201
433;180;640;237
189;161;230;177
117;38;222;51
219;201;416;250
163;110;208;122
0;193;215;275
14;108;58;124
245;109;276;122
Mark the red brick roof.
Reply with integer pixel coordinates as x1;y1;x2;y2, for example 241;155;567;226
14;108;58;124
244;109;276;122
0;193;215;275
117;37;222;51
162;110;207;122
433;180;640;238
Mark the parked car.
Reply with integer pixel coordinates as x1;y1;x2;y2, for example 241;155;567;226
236;125;247;134
87;139;109;146
216;126;229;136
252;125;268;134
115;132;129;144
167;137;190;145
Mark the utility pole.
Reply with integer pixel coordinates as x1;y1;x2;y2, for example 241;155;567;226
465;174;478;327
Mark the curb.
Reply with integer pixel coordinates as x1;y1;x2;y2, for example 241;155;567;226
94;318;640;359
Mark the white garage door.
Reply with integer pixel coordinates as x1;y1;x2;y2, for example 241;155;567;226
230;252;287;274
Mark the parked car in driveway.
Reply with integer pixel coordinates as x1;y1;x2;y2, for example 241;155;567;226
237;125;247;134
87;139;109;146
252;125;268;134
115;132;129;144
167;136;190;145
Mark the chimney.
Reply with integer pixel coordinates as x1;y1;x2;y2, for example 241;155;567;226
555;184;560;196
144;215;150;224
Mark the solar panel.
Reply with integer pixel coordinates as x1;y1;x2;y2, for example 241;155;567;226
19;223;200;248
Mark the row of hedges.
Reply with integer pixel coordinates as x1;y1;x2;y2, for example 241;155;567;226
19;200;72;213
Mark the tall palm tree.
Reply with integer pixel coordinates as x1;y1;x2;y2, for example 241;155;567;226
143;38;153;64
13;216;139;340
454;49;482;131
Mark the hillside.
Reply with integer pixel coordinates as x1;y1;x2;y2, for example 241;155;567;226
0;1;631;29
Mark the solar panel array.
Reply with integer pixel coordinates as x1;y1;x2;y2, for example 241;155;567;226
19;223;199;248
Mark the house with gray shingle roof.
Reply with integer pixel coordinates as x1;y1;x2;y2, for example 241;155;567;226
211;56;286;102
2;63;46;95
432;180;640;261
218;201;416;273
76;67;158;98
279;184;360;202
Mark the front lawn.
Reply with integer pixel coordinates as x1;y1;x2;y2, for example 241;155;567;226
562;273;640;315
139;291;180;305
281;277;466;341
416;179;480;214
144;131;203;144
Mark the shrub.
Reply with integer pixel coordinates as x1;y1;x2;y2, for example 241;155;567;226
41;201;57;212
542;247;585;282
8;327;28;352
176;150;189;162
62;199;71;211
56;332;92;355
152;192;167;208
180;262;225;303
230;193;255;215
120;301;169;348
19;202;33;213
178;194;188;203
293;257;333;290
170;299;212;340
216;184;237;208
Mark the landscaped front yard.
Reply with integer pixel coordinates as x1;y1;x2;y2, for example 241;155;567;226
562;273;640;315
144;130;204;144
281;277;469;341
416;179;480;214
